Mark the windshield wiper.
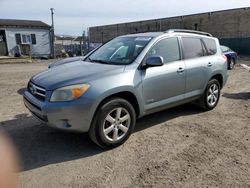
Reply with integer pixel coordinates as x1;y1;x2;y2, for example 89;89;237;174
86;57;93;62
87;57;121;65
90;59;110;64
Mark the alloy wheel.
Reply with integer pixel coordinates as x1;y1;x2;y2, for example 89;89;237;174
207;83;219;107
102;107;131;142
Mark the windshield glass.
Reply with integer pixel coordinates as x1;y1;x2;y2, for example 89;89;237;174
87;36;152;65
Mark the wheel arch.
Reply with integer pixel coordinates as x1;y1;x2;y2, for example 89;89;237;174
90;88;143;126
210;74;223;88
88;91;140;148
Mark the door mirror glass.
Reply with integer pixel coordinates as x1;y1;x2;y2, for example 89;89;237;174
145;56;164;67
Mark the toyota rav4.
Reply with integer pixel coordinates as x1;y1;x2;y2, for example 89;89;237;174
24;29;228;148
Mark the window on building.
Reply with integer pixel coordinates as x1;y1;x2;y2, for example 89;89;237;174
203;38;217;55
147;37;180;63
31;34;36;44
194;23;198;30
16;34;36;45
21;34;32;44
182;37;205;59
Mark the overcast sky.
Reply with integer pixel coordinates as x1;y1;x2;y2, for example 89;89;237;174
1;0;250;36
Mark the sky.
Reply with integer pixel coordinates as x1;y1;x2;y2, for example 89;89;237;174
1;0;250;36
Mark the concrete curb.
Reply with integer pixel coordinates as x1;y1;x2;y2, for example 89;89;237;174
0;58;33;64
240;64;250;72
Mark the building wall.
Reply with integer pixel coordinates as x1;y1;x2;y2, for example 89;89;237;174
55;39;80;45
89;7;250;55
2;27;51;57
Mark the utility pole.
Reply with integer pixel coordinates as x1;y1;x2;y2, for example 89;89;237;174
81;29;85;56
50;8;55;58
87;27;90;51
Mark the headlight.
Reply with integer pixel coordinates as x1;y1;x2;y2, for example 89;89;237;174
50;84;90;102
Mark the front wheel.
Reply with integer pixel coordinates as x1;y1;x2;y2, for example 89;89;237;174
199;79;221;111
89;98;136;149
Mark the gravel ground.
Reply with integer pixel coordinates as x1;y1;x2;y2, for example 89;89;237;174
0;59;249;188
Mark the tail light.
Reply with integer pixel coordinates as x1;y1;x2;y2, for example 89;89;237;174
223;55;227;61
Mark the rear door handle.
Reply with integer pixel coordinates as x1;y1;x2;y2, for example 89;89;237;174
207;62;213;67
177;67;185;73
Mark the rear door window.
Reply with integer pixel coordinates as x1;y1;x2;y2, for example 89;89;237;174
182;37;205;59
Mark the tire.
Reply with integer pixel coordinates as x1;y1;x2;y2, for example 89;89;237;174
228;58;235;70
199;79;221;111
89;98;136;149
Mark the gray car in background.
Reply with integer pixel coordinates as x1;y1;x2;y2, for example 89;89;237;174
23;29;228;148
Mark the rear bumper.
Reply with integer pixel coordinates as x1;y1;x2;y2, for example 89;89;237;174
23;90;95;132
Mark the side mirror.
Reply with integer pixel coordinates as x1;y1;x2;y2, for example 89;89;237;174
145;56;164;68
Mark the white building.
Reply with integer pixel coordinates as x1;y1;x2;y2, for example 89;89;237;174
0;19;51;58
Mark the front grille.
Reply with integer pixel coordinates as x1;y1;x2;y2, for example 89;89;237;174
30;111;48;122
24;97;42;111
28;82;46;101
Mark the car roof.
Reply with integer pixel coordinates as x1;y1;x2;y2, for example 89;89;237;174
121;32;164;38
120;31;216;40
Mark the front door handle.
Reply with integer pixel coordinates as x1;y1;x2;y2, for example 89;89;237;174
177;67;185;73
207;62;213;67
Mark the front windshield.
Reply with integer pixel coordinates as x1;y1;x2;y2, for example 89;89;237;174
87;36;152;65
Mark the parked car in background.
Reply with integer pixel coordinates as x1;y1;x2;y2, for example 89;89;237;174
24;29;228;148
221;45;238;70
48;48;99;68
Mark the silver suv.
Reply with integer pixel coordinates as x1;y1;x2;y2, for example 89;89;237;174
24;29;228;148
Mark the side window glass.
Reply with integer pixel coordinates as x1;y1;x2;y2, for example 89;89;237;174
203;38;217;55
147;37;180;63
182;37;205;59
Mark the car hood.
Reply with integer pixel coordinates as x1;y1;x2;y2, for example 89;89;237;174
32;61;125;90
48;56;85;68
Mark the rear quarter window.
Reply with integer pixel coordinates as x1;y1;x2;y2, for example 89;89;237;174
203;38;217;55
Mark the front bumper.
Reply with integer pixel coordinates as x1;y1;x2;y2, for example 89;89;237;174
23;90;95;132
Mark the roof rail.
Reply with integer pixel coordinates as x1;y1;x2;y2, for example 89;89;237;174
165;29;213;37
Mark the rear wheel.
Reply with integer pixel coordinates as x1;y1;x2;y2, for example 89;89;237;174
89;98;136;149
199;79;221;110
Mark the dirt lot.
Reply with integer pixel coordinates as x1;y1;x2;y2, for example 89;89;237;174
0;59;249;188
